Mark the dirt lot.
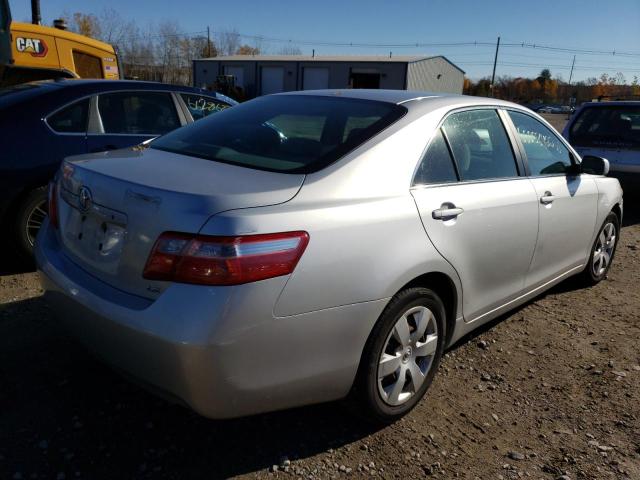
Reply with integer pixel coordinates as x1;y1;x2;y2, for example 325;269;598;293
1;114;639;479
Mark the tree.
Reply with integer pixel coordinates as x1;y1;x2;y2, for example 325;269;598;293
236;44;260;55
63;12;101;38
216;29;240;56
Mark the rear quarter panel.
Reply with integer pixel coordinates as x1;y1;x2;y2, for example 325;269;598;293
199;108;463;319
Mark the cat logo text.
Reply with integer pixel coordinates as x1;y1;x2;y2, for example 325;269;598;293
16;37;48;57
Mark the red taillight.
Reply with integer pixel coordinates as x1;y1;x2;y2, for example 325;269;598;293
143;231;309;285
48;182;59;229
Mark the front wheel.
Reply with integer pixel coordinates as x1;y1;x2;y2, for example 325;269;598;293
354;287;446;423
579;211;619;285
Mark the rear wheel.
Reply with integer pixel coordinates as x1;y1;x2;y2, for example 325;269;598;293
579;211;619;285
355;287;445;422
13;187;48;258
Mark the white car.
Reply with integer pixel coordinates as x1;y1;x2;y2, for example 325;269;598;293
36;91;623;421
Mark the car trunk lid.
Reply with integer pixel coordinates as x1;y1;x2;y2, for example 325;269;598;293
57;147;304;299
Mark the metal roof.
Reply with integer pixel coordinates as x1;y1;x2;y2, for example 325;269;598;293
197;54;465;74
199;55;436;63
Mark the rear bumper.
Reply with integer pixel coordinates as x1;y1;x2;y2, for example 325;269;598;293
35;221;385;418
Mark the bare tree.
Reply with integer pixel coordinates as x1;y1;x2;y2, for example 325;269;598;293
216;29;241;56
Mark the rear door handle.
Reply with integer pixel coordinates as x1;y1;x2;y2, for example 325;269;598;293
432;206;464;219
540;192;556;204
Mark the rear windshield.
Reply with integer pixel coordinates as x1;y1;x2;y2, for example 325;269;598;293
569;105;640;150
151;95;406;173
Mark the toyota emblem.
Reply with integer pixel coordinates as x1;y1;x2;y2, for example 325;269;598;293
78;186;93;212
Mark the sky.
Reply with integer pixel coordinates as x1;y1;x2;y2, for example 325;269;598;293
9;0;640;82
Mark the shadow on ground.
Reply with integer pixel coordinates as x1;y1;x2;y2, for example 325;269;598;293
0;297;383;479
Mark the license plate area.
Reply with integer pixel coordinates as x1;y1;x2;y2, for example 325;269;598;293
61;192;128;275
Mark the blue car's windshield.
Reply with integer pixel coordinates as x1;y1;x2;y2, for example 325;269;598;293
570;105;640;150
151;95;406;173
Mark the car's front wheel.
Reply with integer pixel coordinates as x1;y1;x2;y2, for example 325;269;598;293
14;187;48;259
580;211;620;285
355;287;446;422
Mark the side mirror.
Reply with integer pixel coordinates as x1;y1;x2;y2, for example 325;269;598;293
581;155;610;176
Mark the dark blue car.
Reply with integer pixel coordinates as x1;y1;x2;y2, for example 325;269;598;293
0;79;236;258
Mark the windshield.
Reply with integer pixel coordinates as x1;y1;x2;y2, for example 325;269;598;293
569;105;640;150
151;94;406;173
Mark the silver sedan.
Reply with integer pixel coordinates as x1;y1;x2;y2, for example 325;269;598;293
36;90;623;422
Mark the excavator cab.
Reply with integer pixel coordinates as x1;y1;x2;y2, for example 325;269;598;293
1;0;121;87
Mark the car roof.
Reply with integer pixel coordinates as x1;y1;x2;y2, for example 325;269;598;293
0;79;234;110
279;89;521;111
34;78;205;92
579;100;640;107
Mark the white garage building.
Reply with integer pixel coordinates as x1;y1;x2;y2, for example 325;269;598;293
192;55;465;99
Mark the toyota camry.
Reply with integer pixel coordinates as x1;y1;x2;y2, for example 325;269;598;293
36;90;622;421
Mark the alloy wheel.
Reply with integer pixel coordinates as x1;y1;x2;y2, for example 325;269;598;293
377;306;438;406
592;222;616;277
25;200;48;247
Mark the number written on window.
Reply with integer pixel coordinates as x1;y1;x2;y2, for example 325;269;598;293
180;93;230;120
508;111;573;175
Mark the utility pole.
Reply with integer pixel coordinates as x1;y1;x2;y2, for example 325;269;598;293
207;26;211;57
568;55;577;111
490;36;500;97
568;55;576;85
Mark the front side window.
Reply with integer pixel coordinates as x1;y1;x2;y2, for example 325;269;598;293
508;110;573;175
72;51;103;79
180;93;230;121
442;109;518;181
569;105;640;150
151;95;406;173
47;99;89;133
413;129;458;185
98;92;180;135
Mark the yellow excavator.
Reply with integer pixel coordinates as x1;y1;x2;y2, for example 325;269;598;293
0;0;122;87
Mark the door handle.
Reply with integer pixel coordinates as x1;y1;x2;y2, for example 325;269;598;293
540;191;556;204
432;205;464;219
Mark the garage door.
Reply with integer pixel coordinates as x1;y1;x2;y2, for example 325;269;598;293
303;67;329;90
261;67;284;95
224;66;244;88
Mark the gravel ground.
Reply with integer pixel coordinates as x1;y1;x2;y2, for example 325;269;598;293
1;114;638;479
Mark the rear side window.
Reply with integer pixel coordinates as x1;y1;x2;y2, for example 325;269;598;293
569;105;640;150
442;110;518;181
151;95;406;173
98;92;180;135
413;129;458;185
508;111;572;175
180;93;230;120
72;51;103;79
47;99;89;133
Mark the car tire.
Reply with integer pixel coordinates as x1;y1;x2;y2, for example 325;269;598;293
579;211;620;285
354;287;446;423
14;187;48;259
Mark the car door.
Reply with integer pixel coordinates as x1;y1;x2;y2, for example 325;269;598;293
506;110;599;288
177;92;232;122
87;91;183;152
411;108;539;322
